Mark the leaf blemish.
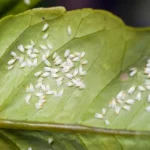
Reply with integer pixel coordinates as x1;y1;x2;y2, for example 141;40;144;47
120;72;129;81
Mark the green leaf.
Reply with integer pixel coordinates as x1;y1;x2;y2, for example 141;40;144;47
1;129;150;150
0;0;41;18
1;6;150;149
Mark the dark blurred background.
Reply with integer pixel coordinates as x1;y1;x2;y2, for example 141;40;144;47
39;0;150;27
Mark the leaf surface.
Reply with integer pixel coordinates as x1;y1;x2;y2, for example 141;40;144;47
0;7;150;149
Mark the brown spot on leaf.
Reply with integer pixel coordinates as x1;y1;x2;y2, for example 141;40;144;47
120;72;129;81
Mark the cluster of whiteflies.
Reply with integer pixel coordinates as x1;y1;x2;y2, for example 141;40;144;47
7;23;88;110
95;59;150;125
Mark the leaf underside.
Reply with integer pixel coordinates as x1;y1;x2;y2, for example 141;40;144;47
0;6;150;149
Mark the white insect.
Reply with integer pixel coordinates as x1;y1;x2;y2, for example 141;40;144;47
116;91;125;100
95;113;103;119
24;0;31;5
67;26;72;35
29;54;37;59
144;68;150;74
43;33;49;39
146;85;150;90
72;57;80;62
128;86;136;94
25;94;31;104
115;106;121;115
64;49;70;58
27;59;33;67
81;60;88;65
104;120;110;125
8;65;14;70
66;73;73;79
129;68;137;76
42;23;49;32
33;58;38;66
136;92;141;101
73;68;78;77
57;89;64;97
47;43;53;50
40;45;48;51
102;108;107;115
122;105;131;111
20;62;27;68
80;52;85;58
66;82;73;87
146;106;150;112
25;45;33;50
10;51;17;57
27;147;32;150
46;90;53;95
69;54;75;59
44;59;51;67
52;52;58;59
138;85;146;92
126;99;134;105
30;40;35;46
8;59;16;65
148;94;150;102
18;45;24;53
29;84;34;93
48;138;53;144
42;72;50;77
34;71;42;77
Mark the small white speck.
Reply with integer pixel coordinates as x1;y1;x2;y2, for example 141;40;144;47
27;59;32;67
42;23;49;32
44;59;51;67
25;94;31;104
34;71;42;77
138;85;146;92
66;58;74;68
29;53;37;59
57;89;64;97
74;52;80;56
116;99;124;104
8;65;14;70
18;45;24;53
31;40;35;46
47;43;53;50
123;105;131;111
35;103;42;110
33;58;38;66
128;86;136;94
64;49;70;58
25;45;33;50
45;50;50;58
38;77;44;83
136;92;141;101
18;56;24;64
43;33;49;39
41;84;46;92
66;73;73;79
104;120;110;125
62;66;70;73
95;113;103;119
126;99;134;105
72;57;80;62
146;85;150;90
40;45;48;51
81;60;88;65
24;0;30;5
102;108;107;115
79;83;86;89
53;52;58;59
51;73;59;78
29;84;34;93
146;106;150;112
33;49;39;54
20;62;27;68
27;49;32;56
115;106;121;115
116;91;125;100
69;54;75;59
129;68;137;76
79;70;86;76
148;94;150;102
80;52;85;58
55;59;62;65
109;99;116;109
48;138;53;144
73;68;78;77
10;51;17;57
46;90;53;95
8;59;16;65
144;68;150;74
35;92;44;97
28;147;32;150
66;82;73;87
42;72;50;77
67;26;72;35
